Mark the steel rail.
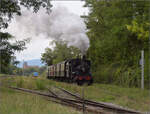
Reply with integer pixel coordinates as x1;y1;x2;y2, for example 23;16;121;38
8;86;103;113
8;86;142;114
54;86;81;99
0;75;21;78
54;86;142;114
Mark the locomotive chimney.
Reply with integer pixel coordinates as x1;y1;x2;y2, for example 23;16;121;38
77;54;86;60
77;53;83;59
82;55;86;60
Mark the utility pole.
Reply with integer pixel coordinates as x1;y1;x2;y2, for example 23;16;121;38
0;44;1;74
148;1;150;112
82;84;86;114
22;59;24;76
141;50;144;89
0;35;2;74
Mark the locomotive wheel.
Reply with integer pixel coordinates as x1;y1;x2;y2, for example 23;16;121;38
88;79;93;85
77;80;83;86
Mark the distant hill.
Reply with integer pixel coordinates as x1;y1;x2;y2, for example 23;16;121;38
18;59;45;68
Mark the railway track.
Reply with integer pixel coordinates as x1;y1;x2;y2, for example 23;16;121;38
8;86;142;114
0;75;19;78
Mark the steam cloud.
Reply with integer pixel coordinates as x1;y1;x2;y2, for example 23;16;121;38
7;6;89;54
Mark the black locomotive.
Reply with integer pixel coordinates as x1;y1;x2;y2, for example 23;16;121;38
47;56;93;85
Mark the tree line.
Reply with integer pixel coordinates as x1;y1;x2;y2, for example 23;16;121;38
83;0;149;88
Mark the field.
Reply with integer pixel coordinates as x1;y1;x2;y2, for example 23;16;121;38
0;87;81;114
0;76;150;113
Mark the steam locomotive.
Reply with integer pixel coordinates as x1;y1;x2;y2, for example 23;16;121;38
47;56;93;85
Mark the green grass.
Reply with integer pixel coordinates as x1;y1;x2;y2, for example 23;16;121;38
0;87;81;114
1;76;150;112
0;74;6;76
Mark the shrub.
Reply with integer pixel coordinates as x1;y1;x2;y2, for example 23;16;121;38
93;62;143;88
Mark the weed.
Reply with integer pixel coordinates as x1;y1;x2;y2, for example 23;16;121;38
35;79;45;90
0;87;81;114
16;78;24;88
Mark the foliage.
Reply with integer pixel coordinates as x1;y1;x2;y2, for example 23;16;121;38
41;40;81;65
0;0;52;29
35;79;45;90
126;20;149;41
0;33;28;73
0;0;52;74
41;48;54;65
84;0;149;88
16;77;24;88
8;65;23;75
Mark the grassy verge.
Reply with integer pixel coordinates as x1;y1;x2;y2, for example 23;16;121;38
1;76;150;112
0;74;7;76
0;87;81;114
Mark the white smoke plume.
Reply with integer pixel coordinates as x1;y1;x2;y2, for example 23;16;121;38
7;6;89;54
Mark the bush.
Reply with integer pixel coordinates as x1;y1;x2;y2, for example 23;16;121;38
114;66;141;87
93;63;120;84
93;62;143;88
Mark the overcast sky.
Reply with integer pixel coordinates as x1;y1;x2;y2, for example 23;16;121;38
7;1;88;61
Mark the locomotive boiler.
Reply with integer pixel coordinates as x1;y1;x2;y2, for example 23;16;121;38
47;56;93;85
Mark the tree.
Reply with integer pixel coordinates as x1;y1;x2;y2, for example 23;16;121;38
0;0;52;74
0;33;28;73
41;48;54;65
41;40;81;65
126;19;149;50
84;0;149;87
0;0;52;29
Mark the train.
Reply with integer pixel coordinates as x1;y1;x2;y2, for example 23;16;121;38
47;56;93;85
